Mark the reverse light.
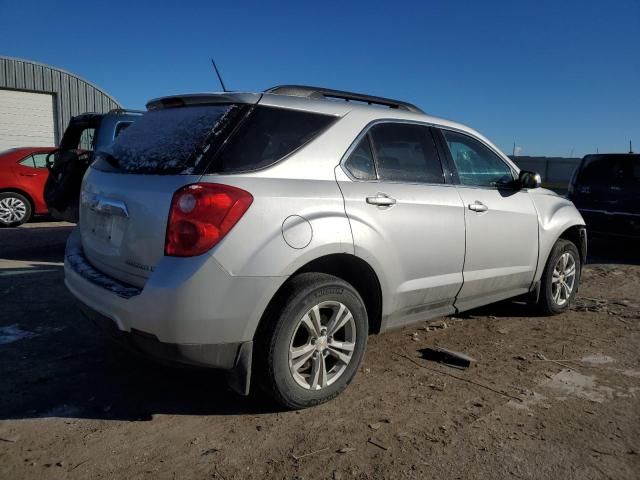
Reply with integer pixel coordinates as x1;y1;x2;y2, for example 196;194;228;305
165;183;253;257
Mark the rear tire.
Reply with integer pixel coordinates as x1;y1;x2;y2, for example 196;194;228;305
255;273;368;409
537;239;581;315
0;192;32;227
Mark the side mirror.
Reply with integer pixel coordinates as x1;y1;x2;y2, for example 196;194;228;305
518;170;541;189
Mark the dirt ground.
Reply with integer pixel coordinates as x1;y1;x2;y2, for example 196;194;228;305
1;220;639;479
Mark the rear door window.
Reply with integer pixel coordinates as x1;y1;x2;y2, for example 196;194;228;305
207;106;336;173
32;153;49;168
368;123;444;184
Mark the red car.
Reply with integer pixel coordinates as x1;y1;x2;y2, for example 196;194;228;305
0;147;55;226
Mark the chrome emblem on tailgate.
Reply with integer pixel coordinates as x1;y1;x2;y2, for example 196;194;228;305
81;192;129;218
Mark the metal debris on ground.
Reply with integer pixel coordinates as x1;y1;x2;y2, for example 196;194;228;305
291;446;330;461
395;351;523;402
368;438;389;451
202;448;221;456
423;320;448;331
420;346;476;369
337;447;356;454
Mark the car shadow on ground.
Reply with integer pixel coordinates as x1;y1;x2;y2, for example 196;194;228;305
1;313;281;421
0;257;282;422
1;224;73;263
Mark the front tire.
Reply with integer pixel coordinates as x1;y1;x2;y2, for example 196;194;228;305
255;273;368;409
0;192;32;227
537;239;581;315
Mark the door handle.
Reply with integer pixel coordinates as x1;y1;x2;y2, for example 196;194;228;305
366;194;396;207
19;173;38;177
469;201;488;212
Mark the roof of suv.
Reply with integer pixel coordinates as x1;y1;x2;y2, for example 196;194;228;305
144;85;516;169
146;87;467;133
146;85;423;113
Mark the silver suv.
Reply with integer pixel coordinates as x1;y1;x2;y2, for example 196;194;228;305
65;86;587;408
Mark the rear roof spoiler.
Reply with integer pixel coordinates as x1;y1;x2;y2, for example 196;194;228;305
107;108;145;116
146;93;262;111
265;85;424;114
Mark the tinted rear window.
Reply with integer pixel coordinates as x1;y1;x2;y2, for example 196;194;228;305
579;154;640;186
206;106;336;173
94;104;334;175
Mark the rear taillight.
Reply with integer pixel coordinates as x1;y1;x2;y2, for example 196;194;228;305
165;183;253;257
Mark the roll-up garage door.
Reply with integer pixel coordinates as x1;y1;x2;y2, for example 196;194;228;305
0;89;56;150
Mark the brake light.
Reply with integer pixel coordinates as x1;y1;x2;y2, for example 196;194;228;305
165;183;253;257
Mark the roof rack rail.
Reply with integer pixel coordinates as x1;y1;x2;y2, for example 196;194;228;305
107;108;145;115
265;85;424;114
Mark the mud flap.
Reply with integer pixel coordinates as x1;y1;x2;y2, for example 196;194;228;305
227;341;253;396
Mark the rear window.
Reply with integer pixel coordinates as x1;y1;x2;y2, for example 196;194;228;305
579;154;640;186
205;106;336;173
95;104;335;175
98;105;238;174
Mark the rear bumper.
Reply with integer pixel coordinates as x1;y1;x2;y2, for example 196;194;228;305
64;227;284;353
75;296;243;369
75;296;254;395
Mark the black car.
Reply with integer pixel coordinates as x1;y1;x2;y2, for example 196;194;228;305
568;153;640;238
44;109;141;222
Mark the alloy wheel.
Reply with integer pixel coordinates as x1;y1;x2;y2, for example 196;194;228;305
288;301;357;390
551;252;576;306
0;197;27;225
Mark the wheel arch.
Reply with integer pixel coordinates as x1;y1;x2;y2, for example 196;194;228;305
558;224;587;266
0;188;34;209
255;253;384;338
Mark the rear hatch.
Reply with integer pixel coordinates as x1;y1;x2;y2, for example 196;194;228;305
79;98;256;287
78;92;339;287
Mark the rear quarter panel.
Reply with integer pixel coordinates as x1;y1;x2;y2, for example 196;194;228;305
205;175;354;277
203;111;367;278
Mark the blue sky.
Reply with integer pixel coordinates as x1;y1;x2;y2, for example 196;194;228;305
1;0;638;157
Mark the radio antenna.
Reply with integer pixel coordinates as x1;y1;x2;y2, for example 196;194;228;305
210;58;228;92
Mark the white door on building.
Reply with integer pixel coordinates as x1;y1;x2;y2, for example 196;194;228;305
0;89;56;150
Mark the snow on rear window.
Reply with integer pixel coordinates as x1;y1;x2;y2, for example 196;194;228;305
107;105;235;174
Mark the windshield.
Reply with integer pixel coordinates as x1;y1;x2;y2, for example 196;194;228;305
99;105;238;174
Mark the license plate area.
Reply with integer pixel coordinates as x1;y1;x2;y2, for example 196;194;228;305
92;212;113;239
87;211;124;247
